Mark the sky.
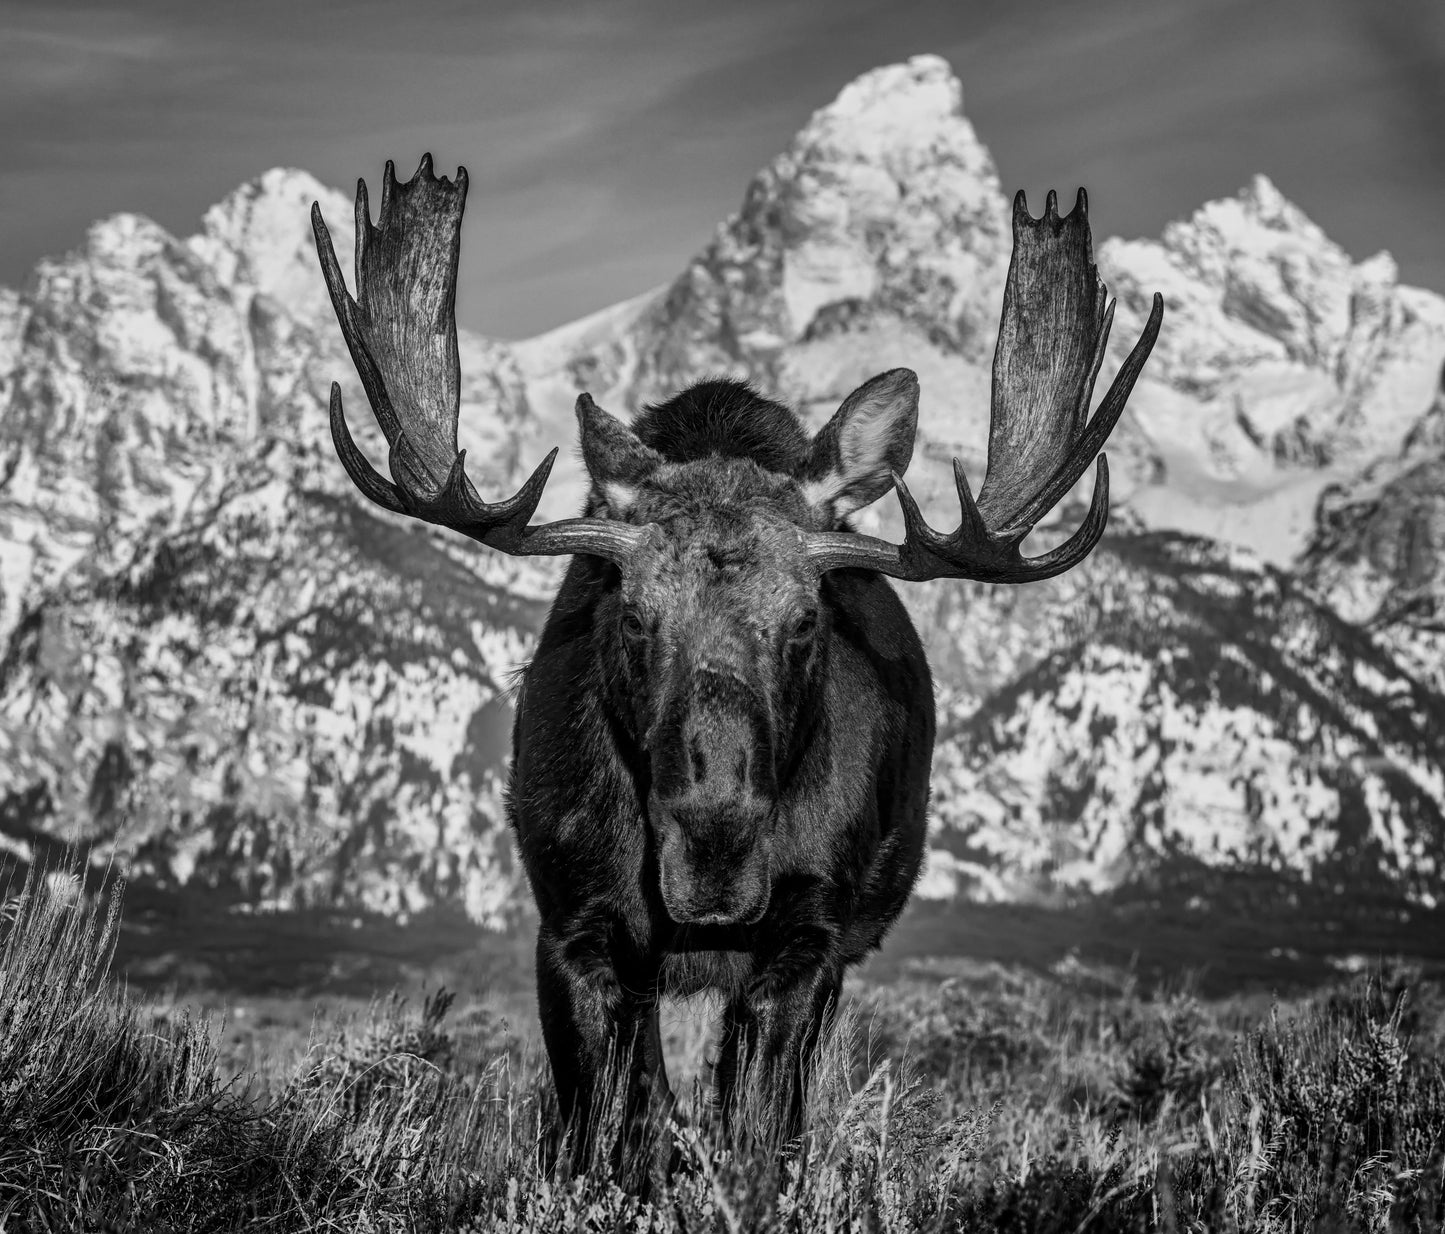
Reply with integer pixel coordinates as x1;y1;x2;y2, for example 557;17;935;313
1;0;1442;340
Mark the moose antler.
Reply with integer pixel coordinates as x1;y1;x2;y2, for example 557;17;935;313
313;155;648;564
803;188;1163;583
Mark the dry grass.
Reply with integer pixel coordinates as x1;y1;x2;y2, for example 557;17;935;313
1;867;1443;1231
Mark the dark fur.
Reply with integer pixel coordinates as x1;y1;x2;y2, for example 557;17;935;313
631;379;810;471
506;379;933;1172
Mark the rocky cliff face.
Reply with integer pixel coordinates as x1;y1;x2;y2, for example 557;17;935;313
921;531;1445;904
1099;176;1445;566
0;166;547;920
2;56;1443;919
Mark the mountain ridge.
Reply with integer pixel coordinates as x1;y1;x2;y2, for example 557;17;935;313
1;54;1443;920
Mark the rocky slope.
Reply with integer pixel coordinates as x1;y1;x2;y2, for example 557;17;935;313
921;531;1445;904
0;168;550;918
1;55;1443;919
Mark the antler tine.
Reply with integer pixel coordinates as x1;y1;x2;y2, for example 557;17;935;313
803;187;1163;583
313;156;647;565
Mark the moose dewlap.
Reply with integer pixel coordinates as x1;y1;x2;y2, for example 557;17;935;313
313;154;1163;1179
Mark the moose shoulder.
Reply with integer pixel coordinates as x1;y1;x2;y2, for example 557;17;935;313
313;155;1164;1171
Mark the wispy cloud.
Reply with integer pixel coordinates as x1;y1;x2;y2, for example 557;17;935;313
0;6;179;105
0;0;1441;336
2;21;167;81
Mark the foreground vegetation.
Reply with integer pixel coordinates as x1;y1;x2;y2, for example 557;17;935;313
1;872;1442;1231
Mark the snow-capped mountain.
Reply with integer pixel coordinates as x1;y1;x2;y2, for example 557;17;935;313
2;55;1443;919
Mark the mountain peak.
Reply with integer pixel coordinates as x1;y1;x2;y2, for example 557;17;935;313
810;53;966;146
1237;172;1321;232
81;212;185;271
188;166;354;321
618;55;1006;402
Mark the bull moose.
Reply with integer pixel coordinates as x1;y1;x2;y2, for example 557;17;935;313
312;155;1163;1171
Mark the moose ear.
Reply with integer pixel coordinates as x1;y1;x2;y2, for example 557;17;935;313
576;393;664;516
799;369;919;523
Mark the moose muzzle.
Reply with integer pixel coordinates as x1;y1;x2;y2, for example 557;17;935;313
650;671;775;925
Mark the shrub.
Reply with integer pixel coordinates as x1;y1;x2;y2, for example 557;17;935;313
1109;994;1223;1123
2;863;1443;1231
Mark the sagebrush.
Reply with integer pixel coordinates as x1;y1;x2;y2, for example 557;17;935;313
1;871;1441;1231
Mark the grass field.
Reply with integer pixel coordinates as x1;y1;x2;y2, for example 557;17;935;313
2;868;1443;1231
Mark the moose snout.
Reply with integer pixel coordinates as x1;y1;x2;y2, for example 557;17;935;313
652;798;772;926
648;672;776;925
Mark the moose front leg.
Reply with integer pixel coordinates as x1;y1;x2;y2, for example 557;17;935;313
535;919;673;1182
715;948;843;1145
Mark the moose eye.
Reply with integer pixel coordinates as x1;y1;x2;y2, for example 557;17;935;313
791;611;818;642
620;609;646;640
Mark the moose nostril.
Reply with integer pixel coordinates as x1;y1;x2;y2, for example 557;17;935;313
689;736;707;782
734;751;748;784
